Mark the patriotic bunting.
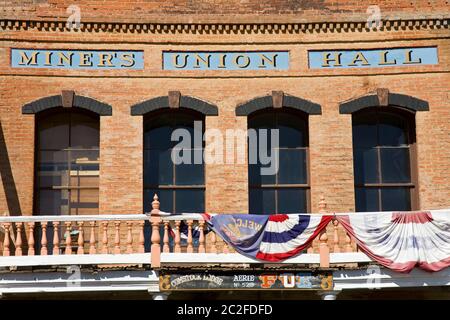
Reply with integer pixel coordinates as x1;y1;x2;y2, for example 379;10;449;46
336;210;450;273
203;213;332;262
164;209;450;272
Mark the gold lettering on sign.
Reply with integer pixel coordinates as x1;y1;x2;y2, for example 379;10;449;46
348;52;370;66
173;54;188;68
44;51;53;66
193;54;211;68
258;54;278;68
234;54;251;68
321;52;342;67
98;53;114;67
78;52;93;67
57;52;74;66
18;51;39;65
217;54;227;68
119;53;135;67
379;50;396;65
403;49;422;64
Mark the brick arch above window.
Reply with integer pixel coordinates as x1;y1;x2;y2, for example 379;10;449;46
235;91;322;116
339;89;429;114
130;92;218;116
22;91;112;116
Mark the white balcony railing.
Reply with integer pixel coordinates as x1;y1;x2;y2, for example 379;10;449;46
0;195;372;269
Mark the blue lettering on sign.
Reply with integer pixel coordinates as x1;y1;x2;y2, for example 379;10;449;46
11;49;144;69
308;47;438;69
163;51;289;70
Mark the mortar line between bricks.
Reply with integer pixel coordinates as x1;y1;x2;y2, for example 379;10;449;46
1;71;448;79
0;36;449;45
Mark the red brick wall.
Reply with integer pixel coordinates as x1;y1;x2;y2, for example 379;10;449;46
0;3;449;222
2;0;449;21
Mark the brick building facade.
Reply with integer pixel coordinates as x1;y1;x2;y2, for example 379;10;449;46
0;0;449;299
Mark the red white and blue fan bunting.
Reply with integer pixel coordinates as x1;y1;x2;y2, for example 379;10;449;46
203;213;332;262
337;210;450;273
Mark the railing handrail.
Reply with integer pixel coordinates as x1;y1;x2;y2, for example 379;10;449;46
1;208;447;223
0;214;150;223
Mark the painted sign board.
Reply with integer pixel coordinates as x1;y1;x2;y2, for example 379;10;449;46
308;47;438;69
163;51;289;70
160;271;333;290
11;49;144;69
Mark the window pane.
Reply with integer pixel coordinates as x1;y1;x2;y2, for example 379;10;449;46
278;149;307;184
277;188;307;213
278;113;306;148
381;187;411;211
145;189;173;213
70;116;99;149
144;125;173;150
175;189;205;213
70;189;99;215
144;149;173;186
38;120;69;149
355;187;379;212
353;122;377;148
175;149;204;185
249;188;275;214
38;151;68;187
248;161;276;185
380;148;411;183
379;115;407;146
37;189;69;215
353;148;378;184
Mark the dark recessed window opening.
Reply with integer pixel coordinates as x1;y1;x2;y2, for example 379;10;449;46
352;107;418;212
248;109;310;214
35;108;100;216
143;109;205;214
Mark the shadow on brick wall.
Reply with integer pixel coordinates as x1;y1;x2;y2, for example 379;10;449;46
0;121;22;216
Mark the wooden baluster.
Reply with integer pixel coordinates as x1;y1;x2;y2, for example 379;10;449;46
333;219;340;253
163;221;170;253
89;222;96;254
53;222;60;255
318;195;329;268
3;223;11;256
77;222;84;255
186;220;193;253
174;220;181;253
65;222;72;255
101;221;109;254
40;222;48;255
114;221;121;254
345;232;352;252
126;222;133;254
15;222;23;256
27;222;35;256
138;221;145;253
198;220;206;253
209;230;217;254
223;240;230;254
150;194;162;268
306;243;314;254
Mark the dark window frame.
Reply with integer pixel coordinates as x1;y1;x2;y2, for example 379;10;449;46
352;106;419;211
34;108;100;216
248;108;311;214
143;108;206;213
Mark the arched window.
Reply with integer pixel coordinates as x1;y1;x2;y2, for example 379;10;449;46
35;109;100;215
144;109;205;213
352;108;417;211
248;109;309;214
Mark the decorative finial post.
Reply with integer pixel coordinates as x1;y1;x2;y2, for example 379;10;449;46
318;195;330;268
150;193;161;268
151;194;160;215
